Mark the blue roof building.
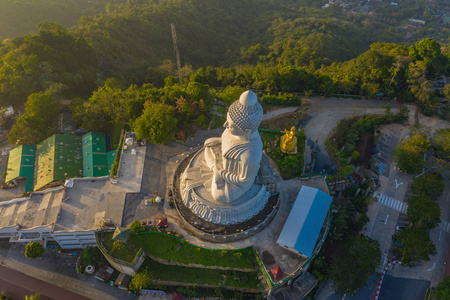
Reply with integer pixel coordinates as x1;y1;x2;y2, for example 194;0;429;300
277;186;332;258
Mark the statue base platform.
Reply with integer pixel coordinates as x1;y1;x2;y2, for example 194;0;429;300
179;148;270;225
172;148;279;239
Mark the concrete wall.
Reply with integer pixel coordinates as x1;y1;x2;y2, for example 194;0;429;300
96;232;144;275
104;252;145;276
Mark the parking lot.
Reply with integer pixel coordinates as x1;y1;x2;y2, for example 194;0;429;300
372;132;398;177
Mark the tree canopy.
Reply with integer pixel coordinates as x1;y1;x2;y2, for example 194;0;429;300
8;92;60;145
25;242;44;259
134;101;178;144
407;195;441;229
330;236;381;295
435;277;450;300
392;133;430;173
410;173;445;199
397;228;436;264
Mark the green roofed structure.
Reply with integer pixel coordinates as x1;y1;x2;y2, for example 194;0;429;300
33;134;82;191
82;132;108;177
5;145;36;192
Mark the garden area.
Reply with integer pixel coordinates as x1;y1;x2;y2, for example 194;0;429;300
99;230;257;270
260;129;306;179
130;257;262;291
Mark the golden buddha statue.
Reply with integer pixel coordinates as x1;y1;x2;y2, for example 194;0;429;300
280;126;297;153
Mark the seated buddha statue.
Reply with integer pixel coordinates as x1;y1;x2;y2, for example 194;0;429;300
203;91;263;204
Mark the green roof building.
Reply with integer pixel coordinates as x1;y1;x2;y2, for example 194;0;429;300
82;132;108;177
33;134;82;191
5;145;36;192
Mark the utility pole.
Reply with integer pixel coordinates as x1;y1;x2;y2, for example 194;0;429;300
171;23;182;85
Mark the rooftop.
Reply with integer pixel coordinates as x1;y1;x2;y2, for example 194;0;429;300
82;132;108;177
0;190;63;232
54;178;127;232
34;134;82;191
5;145;35;192
277;186;332;258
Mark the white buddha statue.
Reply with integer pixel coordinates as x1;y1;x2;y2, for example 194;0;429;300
203;91;263;203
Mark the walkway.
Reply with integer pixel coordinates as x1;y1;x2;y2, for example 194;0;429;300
373;193;408;214
262;106;298;121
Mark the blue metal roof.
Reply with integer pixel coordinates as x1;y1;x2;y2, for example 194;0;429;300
277;186;331;257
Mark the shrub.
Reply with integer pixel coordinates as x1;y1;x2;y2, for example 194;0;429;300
25;242;44;259
80;246;105;266
129;271;151;292
130;220;144;234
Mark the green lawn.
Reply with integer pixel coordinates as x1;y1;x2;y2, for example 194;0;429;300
134;232;256;269
140;257;262;290
261;130;306;179
100;231;140;263
100;231;257;269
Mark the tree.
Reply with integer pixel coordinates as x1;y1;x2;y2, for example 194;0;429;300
407;195;441;229
8;114;52;145
330;236;381;295
24;294;40;300
392;133;430;173
397;228;436;264
407;61;438;115
130;220;144;234
134;102;177;144
79;246;105;266
24;92;60;120
0;292;11;300
433;129;450;161
8;92;60;145
435;277;450;300
410;173;444;199
129;270;151;292
25;242;44;259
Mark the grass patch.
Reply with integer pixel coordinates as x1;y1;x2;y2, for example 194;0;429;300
140;257;262;289
109;123;124;149
261;129;306;179
100;231;257;269
100;231;140;263
134;232;256;269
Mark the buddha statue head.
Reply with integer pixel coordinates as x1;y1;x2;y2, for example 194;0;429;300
225;91;263;140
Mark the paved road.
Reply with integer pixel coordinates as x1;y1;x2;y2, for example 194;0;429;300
325;273;430;300
0;264;89;300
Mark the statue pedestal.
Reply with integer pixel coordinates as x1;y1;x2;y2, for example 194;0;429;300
180;148;270;225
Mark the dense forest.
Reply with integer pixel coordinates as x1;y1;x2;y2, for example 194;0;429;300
0;0;129;42
0;0;449;144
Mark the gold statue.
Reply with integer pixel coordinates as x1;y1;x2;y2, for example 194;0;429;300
280;126;297;153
